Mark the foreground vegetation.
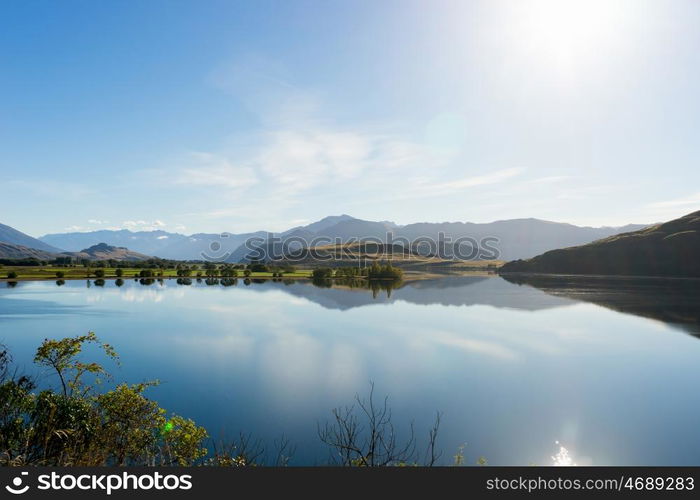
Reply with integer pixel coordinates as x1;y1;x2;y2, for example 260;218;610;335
0;334;462;467
0;333;209;466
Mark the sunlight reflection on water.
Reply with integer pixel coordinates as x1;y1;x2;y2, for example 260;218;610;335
552;441;578;466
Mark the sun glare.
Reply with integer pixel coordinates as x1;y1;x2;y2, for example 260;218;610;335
508;0;627;76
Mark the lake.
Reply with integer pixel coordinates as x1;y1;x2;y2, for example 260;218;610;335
2;275;700;465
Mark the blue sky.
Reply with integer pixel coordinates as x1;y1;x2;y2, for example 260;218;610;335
2;0;700;236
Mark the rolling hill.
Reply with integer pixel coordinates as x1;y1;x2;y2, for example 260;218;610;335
0;237;151;262
71;243;151;262
500;210;700;277
0;242;61;261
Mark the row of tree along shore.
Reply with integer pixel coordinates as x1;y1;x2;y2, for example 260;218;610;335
2;260;405;282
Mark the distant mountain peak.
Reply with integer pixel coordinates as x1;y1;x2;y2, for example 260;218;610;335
296;214;358;234
315;214;356;223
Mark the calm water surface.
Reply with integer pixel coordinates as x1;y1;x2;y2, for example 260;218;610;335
1;275;700;465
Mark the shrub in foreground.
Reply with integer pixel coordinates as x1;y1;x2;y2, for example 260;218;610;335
1;335;450;467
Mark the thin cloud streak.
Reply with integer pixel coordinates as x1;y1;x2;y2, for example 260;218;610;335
173;152;258;190
649;192;700;209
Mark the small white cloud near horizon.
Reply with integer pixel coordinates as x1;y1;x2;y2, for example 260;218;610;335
122;220;168;231
59;220;181;233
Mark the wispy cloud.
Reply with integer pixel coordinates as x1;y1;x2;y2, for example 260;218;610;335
381;167;524;202
555;184;617;201
174;152;258;189
166;123;454;230
153;57;530;231
525;175;573;185
648;192;700;209
256;129;437;196
208;54;321;127
639;192;700;224
258;130;371;191
169;129;435;197
415;167;524;196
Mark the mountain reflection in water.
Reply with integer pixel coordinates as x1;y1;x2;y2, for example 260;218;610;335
500;274;700;335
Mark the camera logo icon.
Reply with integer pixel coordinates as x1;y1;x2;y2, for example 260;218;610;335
5;471;29;494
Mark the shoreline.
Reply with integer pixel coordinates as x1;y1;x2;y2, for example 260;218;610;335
0;270;498;284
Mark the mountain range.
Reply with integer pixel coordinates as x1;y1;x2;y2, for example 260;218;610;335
37;215;648;261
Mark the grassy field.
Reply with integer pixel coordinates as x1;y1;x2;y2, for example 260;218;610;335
275;242;504;270
0;260;504;282
0;266;313;281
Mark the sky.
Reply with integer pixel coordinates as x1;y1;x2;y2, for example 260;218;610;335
2;0;700;237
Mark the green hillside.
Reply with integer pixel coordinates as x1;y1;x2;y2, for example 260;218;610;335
500;210;700;277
